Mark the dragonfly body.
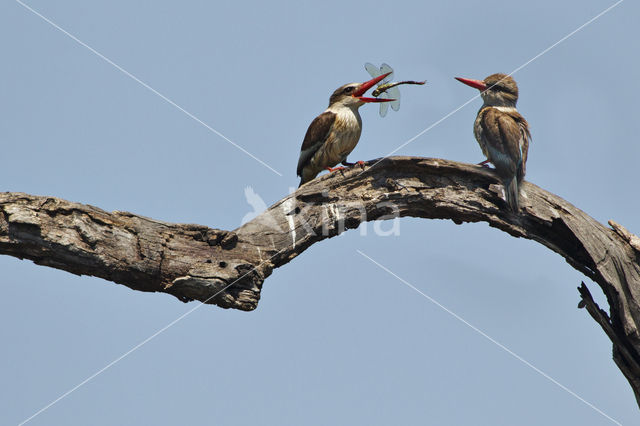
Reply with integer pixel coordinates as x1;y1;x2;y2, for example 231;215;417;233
372;80;426;97
364;63;425;117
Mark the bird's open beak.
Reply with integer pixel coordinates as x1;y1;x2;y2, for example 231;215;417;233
455;77;488;91
353;72;395;103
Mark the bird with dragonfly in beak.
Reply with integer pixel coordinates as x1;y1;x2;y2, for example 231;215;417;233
456;73;531;212
296;72;394;187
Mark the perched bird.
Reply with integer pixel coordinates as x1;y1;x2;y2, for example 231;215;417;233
297;73;393;187
455;73;531;212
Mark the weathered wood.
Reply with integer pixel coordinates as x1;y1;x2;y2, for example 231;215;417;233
579;282;640;407
1;156;639;403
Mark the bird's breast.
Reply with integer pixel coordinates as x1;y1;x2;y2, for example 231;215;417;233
326;108;362;158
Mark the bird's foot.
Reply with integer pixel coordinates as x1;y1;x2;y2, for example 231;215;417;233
341;160;366;169
477;159;491;167
326;166;346;173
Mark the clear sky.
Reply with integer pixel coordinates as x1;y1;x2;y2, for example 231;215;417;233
2;0;639;424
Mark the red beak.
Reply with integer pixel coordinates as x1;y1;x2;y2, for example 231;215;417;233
353;72;395;103
455;77;488;91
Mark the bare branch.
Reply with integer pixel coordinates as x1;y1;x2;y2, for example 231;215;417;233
2;156;640;402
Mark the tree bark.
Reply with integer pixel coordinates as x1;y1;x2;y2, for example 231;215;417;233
1;156;639;404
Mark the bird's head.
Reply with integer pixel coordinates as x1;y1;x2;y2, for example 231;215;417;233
328;72;395;108
455;73;519;107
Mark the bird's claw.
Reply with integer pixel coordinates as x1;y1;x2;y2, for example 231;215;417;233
341;160;366;170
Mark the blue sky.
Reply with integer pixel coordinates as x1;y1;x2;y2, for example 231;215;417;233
2;0;639;424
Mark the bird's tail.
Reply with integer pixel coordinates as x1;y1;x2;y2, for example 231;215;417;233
503;176;520;212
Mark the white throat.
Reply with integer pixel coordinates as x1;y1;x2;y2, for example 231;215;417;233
491;106;518;113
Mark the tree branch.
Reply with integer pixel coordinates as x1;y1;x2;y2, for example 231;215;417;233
2;156;640;403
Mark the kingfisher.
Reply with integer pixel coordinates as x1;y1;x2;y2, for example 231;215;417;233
297;73;393;187
455;73;531;212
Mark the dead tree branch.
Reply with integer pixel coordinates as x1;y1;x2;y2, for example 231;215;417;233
1;156;639;403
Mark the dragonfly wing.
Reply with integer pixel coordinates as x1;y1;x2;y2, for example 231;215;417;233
365;62;394;115
387;85;401;111
364;63;382;79
379;102;389;117
376;90;391;117
380;63;394;82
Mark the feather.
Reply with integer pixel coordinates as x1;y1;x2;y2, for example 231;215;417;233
476;106;530;211
297;111;336;179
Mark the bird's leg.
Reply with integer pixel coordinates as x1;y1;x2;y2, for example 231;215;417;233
478;159;491;167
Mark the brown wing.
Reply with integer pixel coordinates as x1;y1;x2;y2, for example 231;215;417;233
479;108;528;179
297;111;336;177
516;115;531;182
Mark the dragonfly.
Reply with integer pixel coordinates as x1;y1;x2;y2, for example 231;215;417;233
364;63;426;117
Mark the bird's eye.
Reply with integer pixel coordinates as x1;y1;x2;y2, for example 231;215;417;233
344;87;354;93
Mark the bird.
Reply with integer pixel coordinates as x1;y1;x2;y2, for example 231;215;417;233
455;73;531;212
297;72;394;187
